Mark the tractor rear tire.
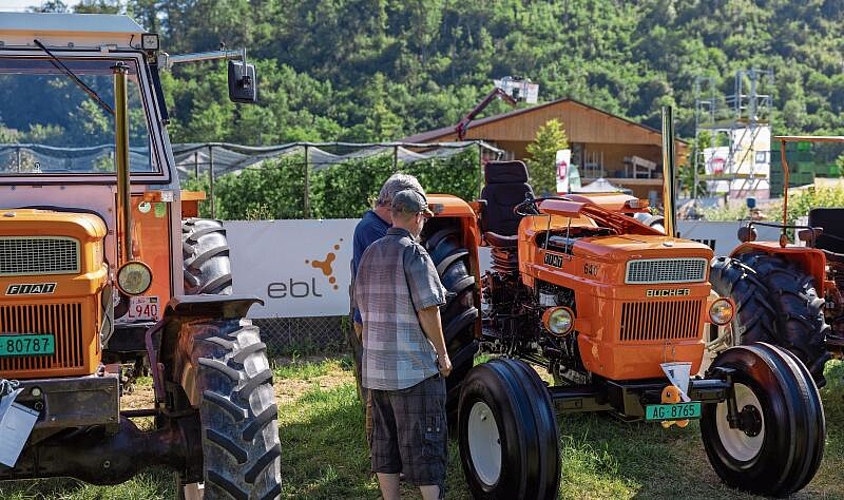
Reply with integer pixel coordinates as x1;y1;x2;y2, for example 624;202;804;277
423;227;479;413
701;343;824;497
186;319;282;500
458;358;560;500
710;252;831;387
183;218;233;295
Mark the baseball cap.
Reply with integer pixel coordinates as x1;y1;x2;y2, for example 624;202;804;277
391;189;434;218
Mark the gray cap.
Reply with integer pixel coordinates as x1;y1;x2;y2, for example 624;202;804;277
391;189;434;217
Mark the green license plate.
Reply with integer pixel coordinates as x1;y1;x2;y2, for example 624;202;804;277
645;402;702;421
0;334;55;357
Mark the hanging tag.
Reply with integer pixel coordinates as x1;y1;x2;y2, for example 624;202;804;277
0;388;39;467
660;362;692;402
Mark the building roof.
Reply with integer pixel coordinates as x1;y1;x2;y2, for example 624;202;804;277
402;97;688;146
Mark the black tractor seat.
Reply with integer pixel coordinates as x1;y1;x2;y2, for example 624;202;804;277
484;231;519;248
808;208;844;253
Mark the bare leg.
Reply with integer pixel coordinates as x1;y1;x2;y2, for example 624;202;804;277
377;473;400;500
419;484;441;500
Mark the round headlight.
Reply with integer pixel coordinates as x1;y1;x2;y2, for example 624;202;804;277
542;307;575;336
709;297;734;326
117;261;152;295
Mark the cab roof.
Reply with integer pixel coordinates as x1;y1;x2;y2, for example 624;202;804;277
0;13;145;49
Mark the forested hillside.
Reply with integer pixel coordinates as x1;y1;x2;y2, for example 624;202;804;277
38;1;844;143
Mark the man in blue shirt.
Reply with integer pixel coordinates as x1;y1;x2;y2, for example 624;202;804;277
349;174;425;439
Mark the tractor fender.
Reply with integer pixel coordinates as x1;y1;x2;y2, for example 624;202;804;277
145;294;263;404
729;242;827;295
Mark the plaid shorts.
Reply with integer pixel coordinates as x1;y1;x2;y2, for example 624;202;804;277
370;374;447;490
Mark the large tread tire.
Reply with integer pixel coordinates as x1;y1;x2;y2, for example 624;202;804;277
423;227;479;412
710;252;831;387
183;218;233;295
701;343;824;497
187;319;282;500
179;220;280;498
458;358;561;500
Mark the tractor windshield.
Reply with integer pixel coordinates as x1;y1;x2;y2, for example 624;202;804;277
0;56;160;175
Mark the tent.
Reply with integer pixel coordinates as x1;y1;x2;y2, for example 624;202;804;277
573;177;632;195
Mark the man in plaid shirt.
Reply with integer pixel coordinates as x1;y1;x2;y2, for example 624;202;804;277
355;189;452;500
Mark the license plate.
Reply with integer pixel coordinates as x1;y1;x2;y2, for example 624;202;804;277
0;334;55;357
645;402;702;421
127;296;160;321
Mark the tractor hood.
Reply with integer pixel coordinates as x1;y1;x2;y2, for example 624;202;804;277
572;234;713;262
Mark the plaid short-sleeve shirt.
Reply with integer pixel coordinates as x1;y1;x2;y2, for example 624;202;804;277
355;227;447;390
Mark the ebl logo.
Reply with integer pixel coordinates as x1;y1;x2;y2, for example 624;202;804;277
266;238;343;299
6;283;57;295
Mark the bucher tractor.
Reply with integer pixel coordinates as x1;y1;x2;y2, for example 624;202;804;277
710;135;844;387
0;13;280;500
352;144;826;496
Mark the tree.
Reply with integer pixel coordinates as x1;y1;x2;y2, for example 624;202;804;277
525;119;569;195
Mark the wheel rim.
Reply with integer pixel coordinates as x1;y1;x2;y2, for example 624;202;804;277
715;383;765;461
468;400;501;486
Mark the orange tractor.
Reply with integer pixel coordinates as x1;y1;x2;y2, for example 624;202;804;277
710;135;844;386
0;13;280;499
402;157;825;498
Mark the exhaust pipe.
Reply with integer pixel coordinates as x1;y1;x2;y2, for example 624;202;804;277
114;62;133;263
661;106;677;238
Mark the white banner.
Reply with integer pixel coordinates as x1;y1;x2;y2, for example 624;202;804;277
224;219;359;318
555;149;572;194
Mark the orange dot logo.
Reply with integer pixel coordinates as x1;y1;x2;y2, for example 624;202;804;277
305;238;343;290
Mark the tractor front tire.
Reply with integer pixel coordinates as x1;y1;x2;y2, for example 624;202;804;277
701;343;824;497
183;218;233;295
186;319;282;500
710;252;831;386
458;358;560;500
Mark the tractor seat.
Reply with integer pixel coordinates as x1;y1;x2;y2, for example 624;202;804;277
480;160;534;239
484;231;518;249
808;208;844;254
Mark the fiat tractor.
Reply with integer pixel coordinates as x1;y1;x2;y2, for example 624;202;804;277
710;135;844;387
383;131;825;497
0;13;280;499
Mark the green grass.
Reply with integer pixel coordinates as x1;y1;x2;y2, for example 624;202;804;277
3;358;843;499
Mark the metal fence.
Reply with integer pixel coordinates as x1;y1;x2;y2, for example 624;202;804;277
253;315;351;357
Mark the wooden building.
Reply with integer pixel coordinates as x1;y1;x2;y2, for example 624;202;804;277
402;97;687;202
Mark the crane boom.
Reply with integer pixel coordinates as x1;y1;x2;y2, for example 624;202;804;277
455;87;518;140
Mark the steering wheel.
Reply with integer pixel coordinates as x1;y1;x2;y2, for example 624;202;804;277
513;195;571;216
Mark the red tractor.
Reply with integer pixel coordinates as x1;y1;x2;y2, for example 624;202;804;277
402;159;824;499
710;135;844;388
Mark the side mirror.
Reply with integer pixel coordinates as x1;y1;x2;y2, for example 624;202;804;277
227;60;257;103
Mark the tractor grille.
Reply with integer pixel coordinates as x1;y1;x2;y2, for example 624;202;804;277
0;303;84;371
0;237;80;276
619;299;703;342
625;258;708;284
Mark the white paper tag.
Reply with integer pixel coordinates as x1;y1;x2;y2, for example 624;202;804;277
660;362;692;402
0;389;39;467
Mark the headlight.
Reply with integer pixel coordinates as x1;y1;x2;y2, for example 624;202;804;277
708;297;734;326
542;307;575;336
117;261;152;295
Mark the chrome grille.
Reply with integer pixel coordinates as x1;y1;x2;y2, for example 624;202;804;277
625;258;708;284
620;299;702;342
0;237;79;275
0;303;84;371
